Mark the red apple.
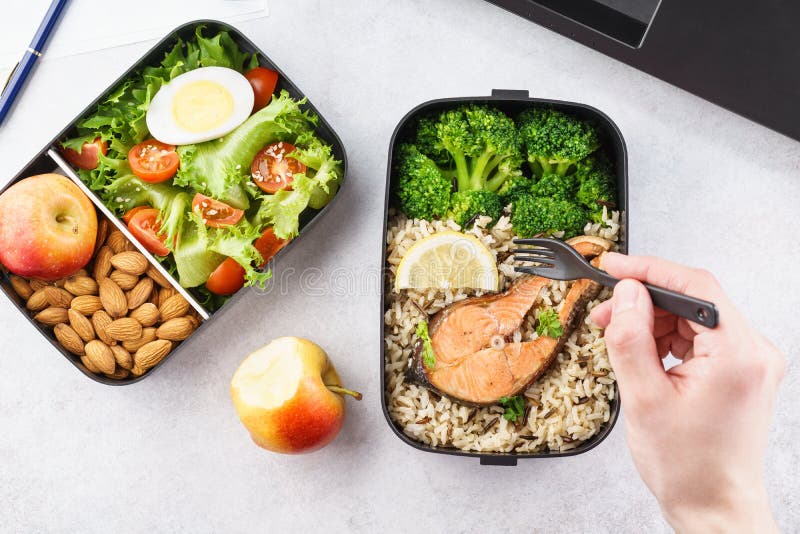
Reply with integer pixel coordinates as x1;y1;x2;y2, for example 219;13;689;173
0;174;97;280
230;337;362;454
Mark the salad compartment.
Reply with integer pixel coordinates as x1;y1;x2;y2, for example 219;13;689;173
380;89;628;464
0;20;347;384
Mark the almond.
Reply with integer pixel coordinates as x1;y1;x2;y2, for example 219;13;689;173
106;317;143;341
130;303;159;327
126;277;153;310
122;327;156;352
54;323;85;355
133;339;172;371
68;308;95;342
44;286;73;308
29;279;50;291
158;287;177;307
81;355;102;374
186;315;200;329
26;288;49;311
92;310;116;346
109;270;139;291
110;251;148;276
93;245;113;281
64;275;98;296
146;265;172;288
84;340;116;374
104;367;130;380
9;275;33;300
99;278;127;318
155;317;195;341
106;230;128;254
147;289;160;307
158;294;190;322
71;295;104;315
110;345;133;370
34;307;69;326
94;218;109;255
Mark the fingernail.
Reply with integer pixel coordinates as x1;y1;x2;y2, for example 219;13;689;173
612;280;640;314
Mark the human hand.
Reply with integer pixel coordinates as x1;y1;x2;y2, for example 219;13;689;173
590;253;785;533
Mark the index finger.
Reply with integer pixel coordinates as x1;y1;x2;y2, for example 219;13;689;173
600;253;733;333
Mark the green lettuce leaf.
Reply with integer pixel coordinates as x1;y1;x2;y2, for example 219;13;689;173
173;213;225;288
101;172;183;214
195;26;257;71
175;90;316;208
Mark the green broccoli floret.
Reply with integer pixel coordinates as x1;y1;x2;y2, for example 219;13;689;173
448;190;502;228
433;105;523;193
573;152;616;222
414;116;450;167
395;144;452;220
574;151;613;177
498;175;535;206
511;196;588;239
531;172;578;201
576;170;616;222
518;108;600;177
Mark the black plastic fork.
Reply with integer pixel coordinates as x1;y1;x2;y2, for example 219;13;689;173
513;238;719;328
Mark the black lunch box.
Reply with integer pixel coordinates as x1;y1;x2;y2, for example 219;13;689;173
0;20;347;385
380;89;628;465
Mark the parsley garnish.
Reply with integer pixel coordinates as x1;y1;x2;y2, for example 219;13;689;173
536;308;563;338
416;320;436;369
499;395;526;422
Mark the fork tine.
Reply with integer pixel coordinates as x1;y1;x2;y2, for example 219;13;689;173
512;248;556;257
513;238;560;247
514;265;554;276
513;256;557;267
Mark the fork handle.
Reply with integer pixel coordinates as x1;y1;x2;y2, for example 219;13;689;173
595;271;719;328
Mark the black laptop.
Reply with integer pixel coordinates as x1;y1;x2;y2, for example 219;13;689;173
486;0;800;142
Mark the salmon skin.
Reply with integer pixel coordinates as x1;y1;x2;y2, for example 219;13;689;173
407;235;613;406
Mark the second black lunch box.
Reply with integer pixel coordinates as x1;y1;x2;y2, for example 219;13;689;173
0;20;347;385
379;89;628;465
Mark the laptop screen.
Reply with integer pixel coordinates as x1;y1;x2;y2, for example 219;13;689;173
528;0;662;48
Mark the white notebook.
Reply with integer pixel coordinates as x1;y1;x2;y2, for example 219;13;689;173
1;0;269;78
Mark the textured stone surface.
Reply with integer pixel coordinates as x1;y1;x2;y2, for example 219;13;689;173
0;1;797;532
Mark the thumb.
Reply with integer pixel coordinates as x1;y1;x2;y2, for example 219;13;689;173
604;279;670;407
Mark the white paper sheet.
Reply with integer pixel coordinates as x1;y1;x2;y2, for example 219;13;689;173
1;0;269;81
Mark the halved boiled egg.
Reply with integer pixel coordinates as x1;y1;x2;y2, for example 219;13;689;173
146;66;254;145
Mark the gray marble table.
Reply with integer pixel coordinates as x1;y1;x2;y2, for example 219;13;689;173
0;1;797;532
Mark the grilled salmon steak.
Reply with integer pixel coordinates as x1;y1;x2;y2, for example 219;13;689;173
407;235;613;405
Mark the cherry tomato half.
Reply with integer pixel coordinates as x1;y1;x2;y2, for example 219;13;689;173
191;193;244;228
127;208;169;256
128;140;180;183
122;206;149;225
205;258;245;296
205;228;290;295
250;142;306;194
61;138;108;170
245;67;279;112
254;227;289;268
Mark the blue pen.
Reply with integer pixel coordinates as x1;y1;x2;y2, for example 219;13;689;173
0;0;70;126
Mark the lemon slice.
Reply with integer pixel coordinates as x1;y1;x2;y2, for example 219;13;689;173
395;231;498;292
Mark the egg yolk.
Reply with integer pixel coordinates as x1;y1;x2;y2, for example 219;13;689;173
172;80;234;133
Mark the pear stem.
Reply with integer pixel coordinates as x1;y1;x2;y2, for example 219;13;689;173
326;384;363;401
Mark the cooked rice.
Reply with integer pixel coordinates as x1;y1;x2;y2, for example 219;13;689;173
384;206;621;453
